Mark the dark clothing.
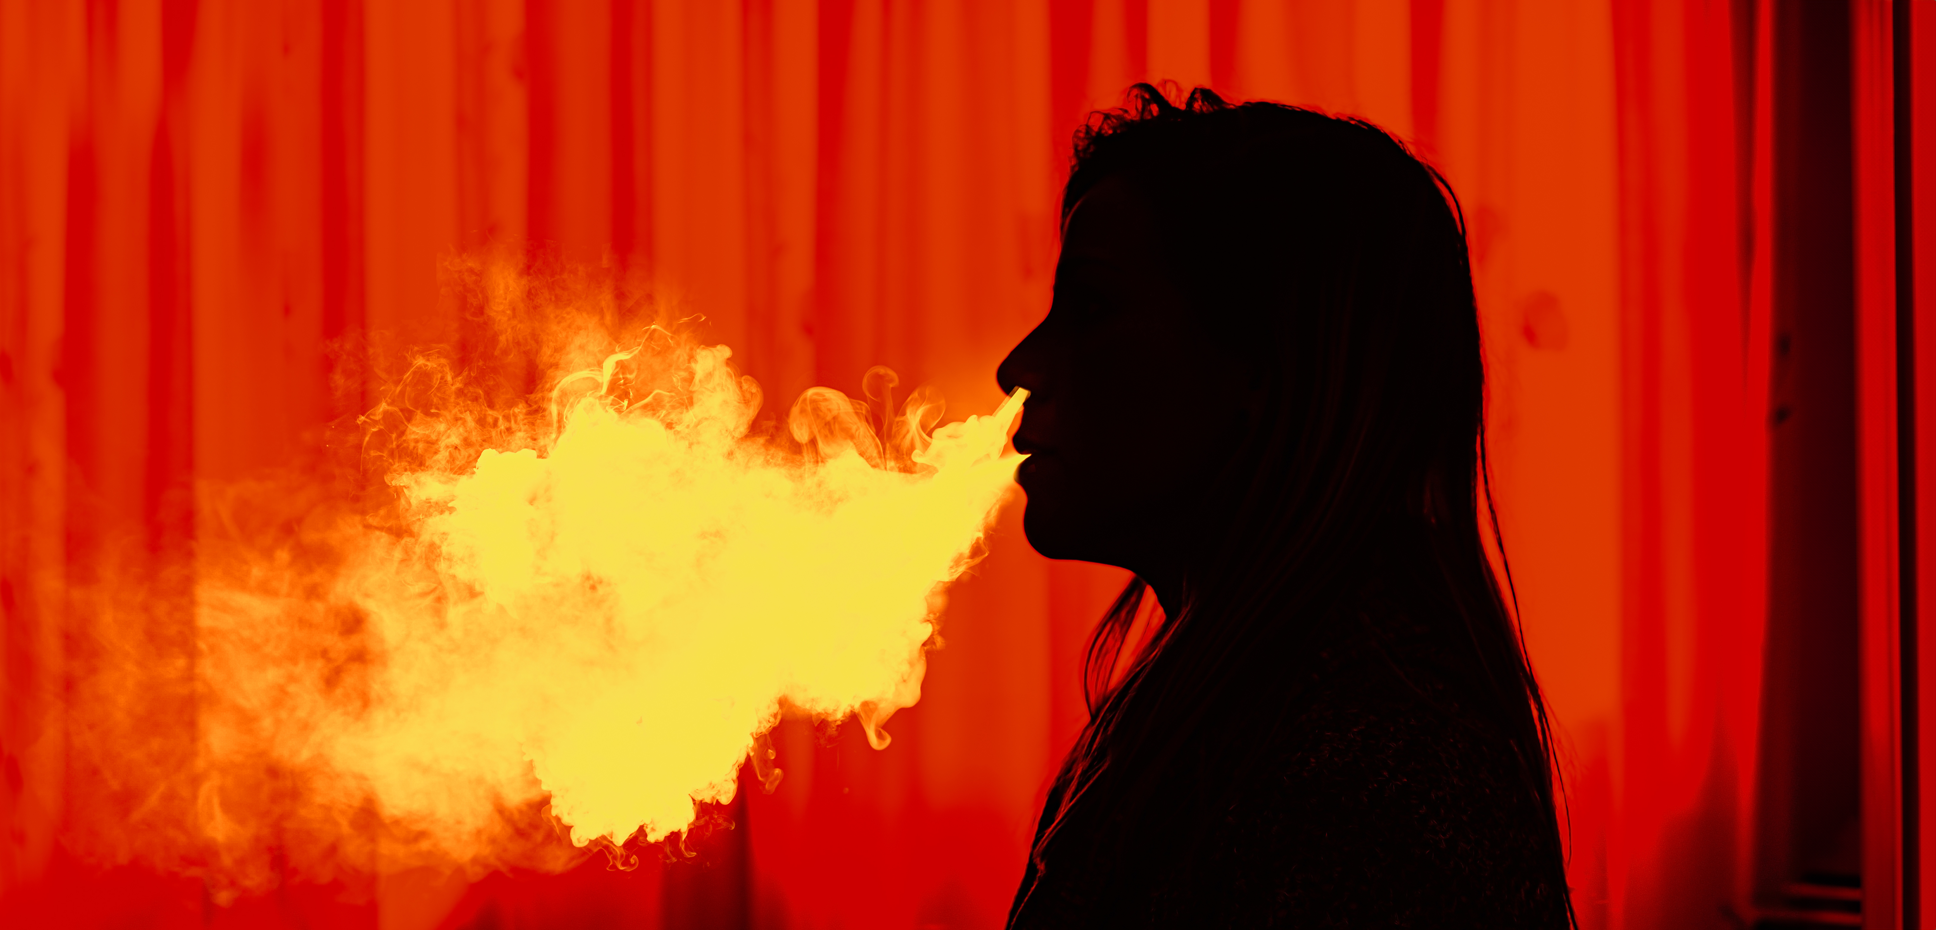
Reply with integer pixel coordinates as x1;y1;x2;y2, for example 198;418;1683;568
1009;610;1572;929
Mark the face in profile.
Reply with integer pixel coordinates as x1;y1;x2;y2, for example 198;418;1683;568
996;174;1255;583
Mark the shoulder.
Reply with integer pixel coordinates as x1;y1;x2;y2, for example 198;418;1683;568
1278;639;1519;810
1176;639;1570;927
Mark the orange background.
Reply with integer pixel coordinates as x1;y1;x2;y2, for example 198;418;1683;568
1;1;1926;928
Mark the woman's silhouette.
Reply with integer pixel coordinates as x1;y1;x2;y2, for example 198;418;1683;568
998;85;1574;928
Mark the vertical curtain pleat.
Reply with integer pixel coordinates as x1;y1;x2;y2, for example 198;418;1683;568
1854;2;1902;925
1610;2;1772;927
1913;4;1936;924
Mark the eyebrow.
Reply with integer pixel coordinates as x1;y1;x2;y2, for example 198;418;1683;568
1059;193;1089;238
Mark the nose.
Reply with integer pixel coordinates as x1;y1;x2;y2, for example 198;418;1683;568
997;318;1053;398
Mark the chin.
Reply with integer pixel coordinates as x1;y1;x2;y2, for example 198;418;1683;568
1020;505;1067;560
1019;495;1100;563
1016;460;1126;564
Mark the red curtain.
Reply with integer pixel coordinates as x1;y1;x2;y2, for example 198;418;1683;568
0;2;1922;928
1915;2;1936;925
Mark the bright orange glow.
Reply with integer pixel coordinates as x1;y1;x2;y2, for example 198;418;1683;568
66;267;1024;892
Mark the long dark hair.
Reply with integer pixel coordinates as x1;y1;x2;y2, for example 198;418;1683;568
1017;85;1572;925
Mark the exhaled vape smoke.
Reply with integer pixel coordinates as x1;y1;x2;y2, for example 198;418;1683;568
58;264;1026;892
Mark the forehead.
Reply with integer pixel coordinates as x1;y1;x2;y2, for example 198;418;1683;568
1059;174;1163;275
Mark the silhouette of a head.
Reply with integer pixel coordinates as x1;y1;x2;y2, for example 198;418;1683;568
998;84;1482;615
